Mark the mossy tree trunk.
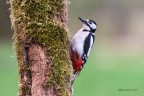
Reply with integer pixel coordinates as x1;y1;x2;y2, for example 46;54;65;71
10;0;72;96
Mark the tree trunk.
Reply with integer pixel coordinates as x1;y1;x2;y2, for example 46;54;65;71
10;0;72;96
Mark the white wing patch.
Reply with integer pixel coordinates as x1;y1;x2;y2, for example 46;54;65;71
87;36;93;57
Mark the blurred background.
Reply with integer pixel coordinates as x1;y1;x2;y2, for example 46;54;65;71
1;0;144;96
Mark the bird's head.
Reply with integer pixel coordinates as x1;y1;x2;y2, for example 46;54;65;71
78;17;97;33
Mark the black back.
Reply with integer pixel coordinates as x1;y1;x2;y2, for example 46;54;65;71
82;33;95;64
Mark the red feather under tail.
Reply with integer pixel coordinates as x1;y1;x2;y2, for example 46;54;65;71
71;50;83;84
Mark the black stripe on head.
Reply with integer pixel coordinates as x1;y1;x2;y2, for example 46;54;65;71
78;17;97;33
88;20;97;33
89;20;97;26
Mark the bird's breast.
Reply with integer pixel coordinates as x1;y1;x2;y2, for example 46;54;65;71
71;29;90;57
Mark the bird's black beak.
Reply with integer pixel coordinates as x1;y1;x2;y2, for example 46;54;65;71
78;17;87;24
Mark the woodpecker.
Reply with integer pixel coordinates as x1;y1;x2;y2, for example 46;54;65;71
71;17;97;84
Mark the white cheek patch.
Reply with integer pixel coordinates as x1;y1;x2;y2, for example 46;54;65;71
90;23;96;30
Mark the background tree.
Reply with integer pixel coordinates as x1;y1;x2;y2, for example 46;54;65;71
10;0;72;96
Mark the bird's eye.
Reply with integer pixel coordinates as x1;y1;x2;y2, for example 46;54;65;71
89;20;93;24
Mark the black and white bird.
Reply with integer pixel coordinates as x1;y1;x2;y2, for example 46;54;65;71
71;17;97;84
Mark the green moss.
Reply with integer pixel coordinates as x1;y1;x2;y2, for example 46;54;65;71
11;0;65;25
10;0;71;96
26;21;71;96
12;23;32;96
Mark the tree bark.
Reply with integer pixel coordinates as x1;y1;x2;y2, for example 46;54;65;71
10;0;72;96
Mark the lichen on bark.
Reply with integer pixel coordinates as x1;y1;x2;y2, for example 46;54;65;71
10;0;72;96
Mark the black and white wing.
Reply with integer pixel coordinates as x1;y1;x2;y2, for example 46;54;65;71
82;33;95;64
